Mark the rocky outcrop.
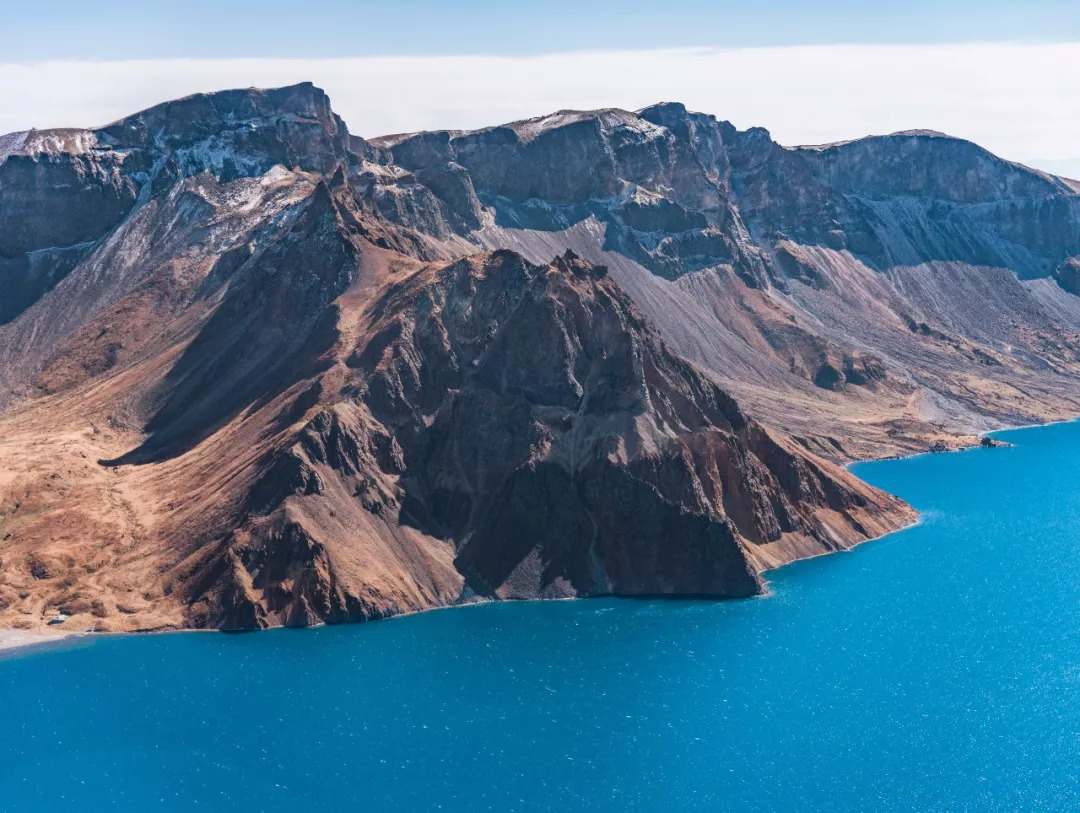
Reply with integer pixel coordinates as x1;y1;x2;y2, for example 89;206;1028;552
0;83;354;327
178;250;910;627
372;106;1080;284
1054;256;1080;295
796;131;1072;204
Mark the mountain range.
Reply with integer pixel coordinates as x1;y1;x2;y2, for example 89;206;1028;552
2;82;1078;632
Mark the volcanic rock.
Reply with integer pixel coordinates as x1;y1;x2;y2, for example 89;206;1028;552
7;82;1080;633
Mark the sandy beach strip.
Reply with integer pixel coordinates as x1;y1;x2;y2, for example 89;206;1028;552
0;629;73;655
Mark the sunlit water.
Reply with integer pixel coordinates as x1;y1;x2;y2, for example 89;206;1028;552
4;421;1080;811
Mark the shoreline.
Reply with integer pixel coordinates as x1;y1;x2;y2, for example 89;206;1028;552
0;629;80;657
789;417;1080;585
842;416;1078;471
1;417;1073;659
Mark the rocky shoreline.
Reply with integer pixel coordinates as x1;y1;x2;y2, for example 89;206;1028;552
0;418;1062;653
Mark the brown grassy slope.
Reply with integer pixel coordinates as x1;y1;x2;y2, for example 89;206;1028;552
0;237;913;634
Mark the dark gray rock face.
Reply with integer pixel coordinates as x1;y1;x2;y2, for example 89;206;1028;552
0;140;137;260
797;132;1071;204
1055;256;1080;294
366;105;1080;297
358;98;1080;459
97;81;350;180
0;243;92;324
0;83;353;324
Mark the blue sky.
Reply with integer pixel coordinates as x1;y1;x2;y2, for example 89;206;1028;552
2;2;1079;176
5;0;1080;60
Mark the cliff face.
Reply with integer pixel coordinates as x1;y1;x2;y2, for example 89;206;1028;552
369;106;1080;458
4;82;1079;633
369;109;1080;282
0;83;347;330
183;248;907;629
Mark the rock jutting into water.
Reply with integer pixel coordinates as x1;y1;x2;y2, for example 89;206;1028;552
3;83;1080;632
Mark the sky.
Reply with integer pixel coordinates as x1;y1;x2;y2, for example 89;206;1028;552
2;1;1079;175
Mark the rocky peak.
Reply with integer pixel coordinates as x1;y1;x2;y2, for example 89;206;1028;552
363;99;1080;281
2;83;352;202
101;81;352;183
795;131;1074;203
368;129;453;172
102;82;339;141
0;83;361;323
636;101;690;126
321;248;905;607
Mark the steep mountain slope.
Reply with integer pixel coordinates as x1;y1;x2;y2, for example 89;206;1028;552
0;141;908;631
3;82;1078;634
370;108;1080;458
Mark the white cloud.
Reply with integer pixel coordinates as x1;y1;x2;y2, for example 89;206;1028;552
2;43;1078;172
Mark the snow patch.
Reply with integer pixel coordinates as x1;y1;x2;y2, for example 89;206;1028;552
0;130;28;162
174;136;268;178
15;129;98;158
508;108;667;144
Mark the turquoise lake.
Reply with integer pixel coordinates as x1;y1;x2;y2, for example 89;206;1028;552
4;421;1080;811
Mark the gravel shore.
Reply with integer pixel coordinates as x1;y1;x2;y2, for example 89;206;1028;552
0;629;72;655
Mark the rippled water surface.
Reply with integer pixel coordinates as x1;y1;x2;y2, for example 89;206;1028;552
4;422;1080;811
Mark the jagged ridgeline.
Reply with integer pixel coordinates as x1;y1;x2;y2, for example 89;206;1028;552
1;81;1078;631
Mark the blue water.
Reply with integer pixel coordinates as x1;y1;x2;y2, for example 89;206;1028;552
4;422;1080;811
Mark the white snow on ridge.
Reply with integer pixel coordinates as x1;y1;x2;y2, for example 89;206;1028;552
508;108;667;144
0;130;28;162
16;129;98;157
371;107;669;149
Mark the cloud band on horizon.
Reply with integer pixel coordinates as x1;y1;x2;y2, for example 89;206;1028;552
2;43;1077;175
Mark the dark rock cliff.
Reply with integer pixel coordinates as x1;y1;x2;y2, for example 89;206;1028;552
365;99;1080;456
0;83;350;326
181;249;909;628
